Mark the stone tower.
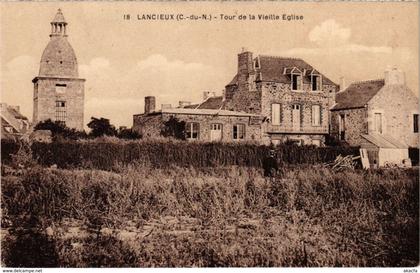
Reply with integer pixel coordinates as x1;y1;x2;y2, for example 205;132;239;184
32;9;85;130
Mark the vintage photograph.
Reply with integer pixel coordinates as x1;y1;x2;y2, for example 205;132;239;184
0;1;419;268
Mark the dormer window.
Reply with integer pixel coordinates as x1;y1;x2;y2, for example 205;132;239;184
310;69;322;91
291;74;302;91
254;57;260;69
284;67;303;91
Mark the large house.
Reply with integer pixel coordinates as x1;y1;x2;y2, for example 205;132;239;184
133;50;338;145
32;9;85;130
223;50;338;145
330;67;419;148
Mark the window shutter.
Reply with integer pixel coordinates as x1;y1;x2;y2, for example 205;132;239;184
319;105;323;125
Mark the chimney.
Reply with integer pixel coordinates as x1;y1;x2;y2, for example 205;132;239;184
179;101;191;108
237;49;254;92
144;96;156;114
339;77;346;92
203;91;216;101
385;66;405;85
161;104;172;110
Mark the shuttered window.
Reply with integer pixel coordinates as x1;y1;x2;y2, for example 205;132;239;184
271;104;281;125
312;105;321;126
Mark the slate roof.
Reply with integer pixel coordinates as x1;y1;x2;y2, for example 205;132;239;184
183;104;199;109
361;133;408;149
332;79;385;110
226;55;336;87
197;96;224;110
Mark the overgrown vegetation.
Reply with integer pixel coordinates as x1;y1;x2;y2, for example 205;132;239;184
1;161;418;267
1;140;418;267
33;118;140;140
160;116;186;140
1;140;359;169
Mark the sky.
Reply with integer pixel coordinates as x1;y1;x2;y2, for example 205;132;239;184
1;2;418;128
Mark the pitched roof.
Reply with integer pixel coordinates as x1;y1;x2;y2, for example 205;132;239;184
332;79;385;110
183;104;199;109
361;133;408;149
226;55;336;87
197;96;224;110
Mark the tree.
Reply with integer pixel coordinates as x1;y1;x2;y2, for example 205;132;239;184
34;119;87;140
87;117;117;138
117;128;141;139
160;116;186;140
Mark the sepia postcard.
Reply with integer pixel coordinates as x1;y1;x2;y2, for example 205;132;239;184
0;1;419;271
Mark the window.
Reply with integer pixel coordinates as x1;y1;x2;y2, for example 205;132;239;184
233;124;245;140
414;114;419;133
339;114;345;140
374;113;382;134
211;123;222;131
291;74;302;91
55;101;66;125
311;75;321;91
311;105;321;126
55;84;67;94
186;122;199;139
271;104;281;125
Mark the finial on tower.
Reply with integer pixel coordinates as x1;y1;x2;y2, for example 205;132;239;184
50;9;68;37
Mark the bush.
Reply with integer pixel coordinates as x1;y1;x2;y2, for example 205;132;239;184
0;140;359;170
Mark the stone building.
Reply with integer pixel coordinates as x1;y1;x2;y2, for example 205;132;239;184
224;50;339;145
32;9;85;130
1;103;30;140
133;96;261;142
133;50;338;145
330;67;419;148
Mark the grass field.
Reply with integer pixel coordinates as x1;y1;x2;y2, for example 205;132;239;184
1;160;418;267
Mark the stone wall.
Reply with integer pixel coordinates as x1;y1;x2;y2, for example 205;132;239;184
133;112;262;142
260;82;333;137
330;108;367;146
132;113;163;138
368;85;419;147
225;90;262;114
267;133;325;146
33;77;84;130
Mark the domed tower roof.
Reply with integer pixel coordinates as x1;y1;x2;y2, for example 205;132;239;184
38;9;79;78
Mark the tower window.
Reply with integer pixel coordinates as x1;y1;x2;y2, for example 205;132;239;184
56;84;67;94
55;101;66;125
414;114;419;133
60;61;63;64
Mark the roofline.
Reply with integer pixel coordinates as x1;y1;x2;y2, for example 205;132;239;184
331;105;367;111
134;110;261;118
32;76;86;83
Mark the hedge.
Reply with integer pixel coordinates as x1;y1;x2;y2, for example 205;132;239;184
1;140;359;170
